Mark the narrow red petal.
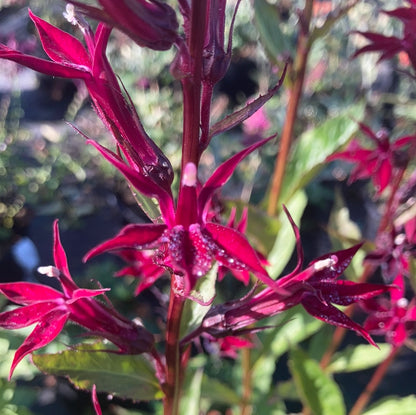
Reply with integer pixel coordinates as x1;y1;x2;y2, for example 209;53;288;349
0;282;62;305
301;294;377;346
9;310;69;379
29;9;91;67
198;136;273;219
92;385;102;415
0;302;57;329
84;223;166;261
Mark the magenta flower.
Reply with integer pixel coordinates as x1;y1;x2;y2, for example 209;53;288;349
196;209;394;346
67;0;179;51
85;138;276;297
327;123;416;195
0;221;154;379
0;9;174;195
361;274;416;348
352;2;416;70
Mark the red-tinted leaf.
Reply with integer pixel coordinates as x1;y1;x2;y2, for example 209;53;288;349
0;282;62;305
208;69;286;140
0;302;58;329
198;136;273;219
10;310;69;379
29;9;91;67
84;223;167;262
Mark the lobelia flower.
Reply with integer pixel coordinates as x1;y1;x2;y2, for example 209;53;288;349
0;8;174;195
0;221;154;379
193;209;394;347
84;137;278;298
352;1;416;70
67;0;179;51
327;123;416;195
361;274;416;348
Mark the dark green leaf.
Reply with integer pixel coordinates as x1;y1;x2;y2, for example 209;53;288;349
33;343;162;401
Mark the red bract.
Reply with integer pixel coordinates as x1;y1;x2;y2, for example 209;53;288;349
353;2;416;70
67;0;179;50
85;138;276;297
362;275;416;347
327;123;416;195
197;209;393;347
0;221;154;379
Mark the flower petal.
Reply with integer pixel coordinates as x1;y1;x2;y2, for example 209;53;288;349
9;310;69;379
0;302;58;329
84;223;167;262
301;294;377;346
198;136;273;220
0;282;62;305
29;9;91;67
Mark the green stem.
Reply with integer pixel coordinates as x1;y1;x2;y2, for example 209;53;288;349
163;279;186;415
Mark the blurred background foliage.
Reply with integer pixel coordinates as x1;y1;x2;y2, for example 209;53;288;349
0;0;415;414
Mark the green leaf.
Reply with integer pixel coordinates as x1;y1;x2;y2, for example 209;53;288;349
267;189;307;278
280;102;365;205
309;1;358;46
289;347;346;415
253;0;293;66
327;343;392;373
180;264;218;339
33;344;162;401
251;306;323;395
180;362;204;415
201;375;241;406
362;395;416;415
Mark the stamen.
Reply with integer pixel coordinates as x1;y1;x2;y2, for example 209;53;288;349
63;4;78;26
313;256;337;272
182;162;197;187
37;265;60;278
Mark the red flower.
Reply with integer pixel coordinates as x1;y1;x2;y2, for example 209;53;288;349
197;209;394;347
362;274;416;347
327;123;416;195
0;221;154;379
353;2;416;70
67;0;179;51
85;138;276;297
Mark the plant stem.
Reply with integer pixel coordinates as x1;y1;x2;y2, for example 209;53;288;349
348;347;399;415
267;0;314;215
164;279;186;415
240;346;252;415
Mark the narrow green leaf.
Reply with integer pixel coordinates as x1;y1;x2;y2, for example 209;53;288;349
33;344;162;401
280;102;365;205
180;367;204;415
251;306;323;395
267;190;307;278
327;343;392;374
201;375;241;406
362;395;416;415
289;347;346;415
253;0;293;66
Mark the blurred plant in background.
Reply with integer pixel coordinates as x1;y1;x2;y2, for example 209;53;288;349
0;1;415;415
